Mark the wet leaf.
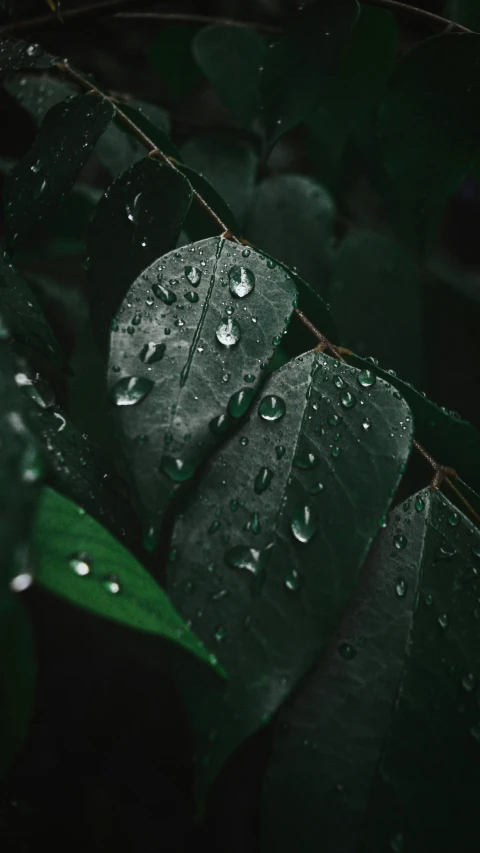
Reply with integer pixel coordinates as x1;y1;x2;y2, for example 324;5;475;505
0;38;55;73
34;487;223;675
260;0;359;146
166;350;413;808
192;25;266;126
177;162;239;241
3;94;114;249
107;236;297;538
86;158;192;350
330;231;423;386
180;133;258;225
261;487;429;852
245;175;335;296
379;34;480;255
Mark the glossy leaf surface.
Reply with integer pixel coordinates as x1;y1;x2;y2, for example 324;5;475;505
107;236;297;536
3;94;114;249
34;487;223;674
260;0;360;145
177;163;239;241
167;351;413;804
0;38;55;73
193;25;266;126
0;255;61;364
87;158;192;348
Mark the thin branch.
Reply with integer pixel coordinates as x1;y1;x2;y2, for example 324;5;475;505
0;0;159;36
413;439;480;526
362;0;472;34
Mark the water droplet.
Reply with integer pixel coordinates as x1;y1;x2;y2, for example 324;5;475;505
229;266;255;298
184;290;199;303
461;672;476;692
153;281;176;305
228;388;254;418
424;592;433;606
139;342;166;364
309;482;324;495
215;318;241;347
224;544;271;578
284;567;304;591
340;390;356;409
357;369;376;387
331;446;341;458
390;832;404;853
292;452;317;470
209;413;234;436
339;642;356;660
244;373;255;383
9;573;33;592
448;512;460;527
272;335;282;347
254;466;274;493
415;496;425;512
103;573;120;594
362;417;372;431
378;516;387;529
132;311;142;326
246;511;261;534
395;578;407;597
19;445;45;484
109;376;154;406
258;395;286;421
438;613;449;630
241;247;251;258
334;375;345;389
214;625;226;643
168;548;179;563
328;413;341;427
209;520;221;534
394;534;407;550
184;266;202;286
239;436;249;446
68;551;91;577
290;504;318;543
30;159;41;174
161;455;195;482
275;445;286;459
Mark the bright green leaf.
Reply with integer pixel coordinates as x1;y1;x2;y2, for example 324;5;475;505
167;350;413;809
3;94;114;250
192;25;266;126
86;158;192;350
260;0;360;146
107;236;297;539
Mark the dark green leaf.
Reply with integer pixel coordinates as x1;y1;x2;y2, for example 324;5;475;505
330;231;423;386
261;488;428;852
177;162;239;240
117;102;176;159
34;487;223;674
260;0;360;146
379;34;480;255
307;5;397;184
4;72;75;123
86;158;192;349
3;94;114;249
148;23;204;103
107;236;297;538
245;174;335;296
192;25;266;126
180;133;258;225
347;352;480;494
445;0;480;30
167;350;413;807
0;38;55;73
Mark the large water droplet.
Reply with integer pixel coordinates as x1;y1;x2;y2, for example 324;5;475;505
438;613;449;630
228;266;255;298
68;551;91;577
285;567;304;592
9;572;33;592
209;413;234;436
395;578;407;598
246;511;261;535
254;466;274;493
161;455;195;482
340;390;356;409
139;342;166;364
334;375;345;389
394;534;407;550
292;452;317;470
258;395;286;421
290;504;318;543
448;512;460;527
153;281;176;305
184;265;202;286
184;290;199;303
224;544;270;576
109;376;154;406
357;369;376;388
228;388;254;418
103;573;121;594
215;318;241;347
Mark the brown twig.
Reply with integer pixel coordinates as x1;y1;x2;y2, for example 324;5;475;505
413;439;480;525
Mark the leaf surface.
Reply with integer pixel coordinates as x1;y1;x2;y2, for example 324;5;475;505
0;255;61;364
107;236;297;537
167;350;413;806
0;38;55;73
3;93;114;249
177;163;239;240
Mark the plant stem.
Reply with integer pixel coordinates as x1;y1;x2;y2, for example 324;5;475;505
413;439;480;525
362;0;472;34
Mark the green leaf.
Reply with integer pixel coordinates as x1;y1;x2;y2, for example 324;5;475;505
379;34;480;255
148;23;204;103
86;158;192;349
261;487;429;852
0;38;55;73
330;231;423;386
180;133;258;225
346;352;480;494
34;487;223;674
4;72;76;122
107;236;297;538
245;175;335;296
260;0;360;146
117;102;176;159
307;5;397;184
166;350;413;808
177;162;239;241
445;0;480;30
192;25;266;126
3;94;114;250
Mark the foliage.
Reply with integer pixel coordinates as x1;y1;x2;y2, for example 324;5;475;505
1;1;480;850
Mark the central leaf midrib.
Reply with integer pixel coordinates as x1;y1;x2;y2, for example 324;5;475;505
179;236;223;388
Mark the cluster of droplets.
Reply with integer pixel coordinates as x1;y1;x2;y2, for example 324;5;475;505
68;550;121;594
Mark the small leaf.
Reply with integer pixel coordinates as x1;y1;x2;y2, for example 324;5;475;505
148;23;204;103
180;133;258;225
3;94;114;249
192;25;266;126
260;0;360;146
177;162;239;240
330;231;423;386
245;175;335;295
0;38;56;73
34;487;222;674
86;158;192;349
167;351;413;807
107;236;297;537
379;34;480;255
